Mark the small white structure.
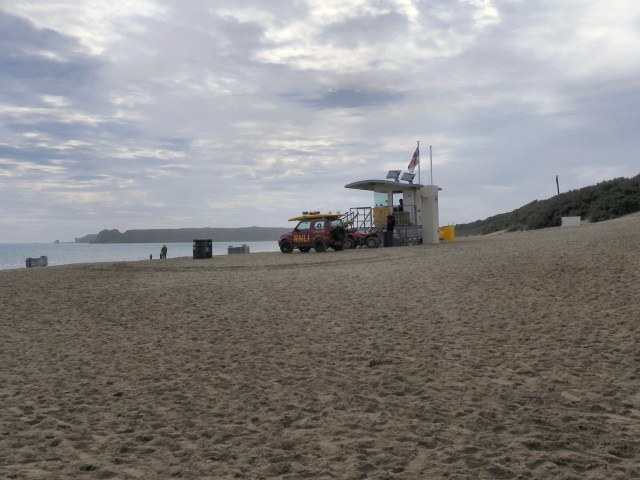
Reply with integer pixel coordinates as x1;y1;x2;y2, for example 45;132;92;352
228;245;250;254
26;256;48;268
561;216;581;227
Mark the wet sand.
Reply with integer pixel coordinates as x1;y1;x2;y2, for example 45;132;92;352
1;213;638;479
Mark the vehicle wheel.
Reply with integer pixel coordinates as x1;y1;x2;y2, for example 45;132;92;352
365;236;380;248
314;238;327;252
331;225;346;241
279;240;294;253
299;247;310;253
344;238;355;249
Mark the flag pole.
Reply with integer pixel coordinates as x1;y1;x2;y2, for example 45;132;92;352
556;175;561;225
417;141;420;185
429;145;433;185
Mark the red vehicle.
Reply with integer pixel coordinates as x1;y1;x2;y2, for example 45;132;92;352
279;214;354;253
346;230;381;248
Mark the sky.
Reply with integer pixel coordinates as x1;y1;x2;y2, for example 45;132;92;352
0;0;638;243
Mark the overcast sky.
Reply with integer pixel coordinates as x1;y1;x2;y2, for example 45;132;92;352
1;0;638;242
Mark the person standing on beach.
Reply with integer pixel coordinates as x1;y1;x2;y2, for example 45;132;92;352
161;245;168;259
386;214;395;232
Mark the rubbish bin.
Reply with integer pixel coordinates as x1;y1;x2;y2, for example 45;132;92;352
193;239;213;259
383;230;394;247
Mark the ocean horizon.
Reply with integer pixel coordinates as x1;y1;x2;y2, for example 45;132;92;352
0;241;281;271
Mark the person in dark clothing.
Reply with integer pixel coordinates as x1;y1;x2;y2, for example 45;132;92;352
385;214;396;247
387;214;395;232
160;245;168;259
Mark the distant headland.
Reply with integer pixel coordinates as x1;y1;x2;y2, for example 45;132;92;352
76;227;289;244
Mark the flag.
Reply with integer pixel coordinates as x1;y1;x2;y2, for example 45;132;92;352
408;146;419;173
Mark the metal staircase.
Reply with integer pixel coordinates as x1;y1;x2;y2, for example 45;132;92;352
342;206;423;245
342;207;375;232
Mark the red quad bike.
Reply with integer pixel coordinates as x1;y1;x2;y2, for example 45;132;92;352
278;214;355;253
346;230;381;248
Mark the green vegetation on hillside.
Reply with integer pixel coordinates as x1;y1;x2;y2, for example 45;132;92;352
455;174;639;236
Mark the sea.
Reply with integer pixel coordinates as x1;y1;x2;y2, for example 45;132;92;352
0;241;281;271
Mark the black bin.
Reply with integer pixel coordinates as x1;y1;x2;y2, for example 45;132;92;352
383;231;394;247
193;239;213;259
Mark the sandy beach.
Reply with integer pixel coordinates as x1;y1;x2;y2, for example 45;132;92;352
1;213;638;479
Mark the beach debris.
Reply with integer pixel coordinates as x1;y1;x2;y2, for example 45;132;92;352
369;359;393;367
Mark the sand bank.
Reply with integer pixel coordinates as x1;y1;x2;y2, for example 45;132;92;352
1;213;638;479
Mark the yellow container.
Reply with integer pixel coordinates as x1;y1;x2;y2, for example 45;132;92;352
374;207;391;226
439;225;455;242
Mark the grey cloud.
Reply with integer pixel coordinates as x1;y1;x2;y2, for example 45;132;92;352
296;88;406;109
8;118;100;138
321;11;409;48
0;9;80;53
0;10;104;100
415;0;486;31
127;7;266;69
67;174;110;182
0;144;58;162
0;1;637;242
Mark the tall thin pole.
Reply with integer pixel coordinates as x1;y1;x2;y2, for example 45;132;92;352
556;175;561;225
429;145;433;185
417;140;421;185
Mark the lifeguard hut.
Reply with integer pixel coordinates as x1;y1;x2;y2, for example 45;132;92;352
344;170;441;245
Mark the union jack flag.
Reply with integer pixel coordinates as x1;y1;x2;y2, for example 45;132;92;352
408;146;419;173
